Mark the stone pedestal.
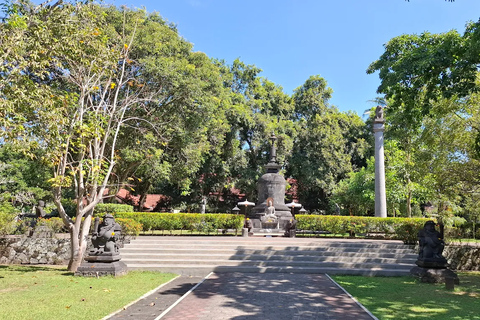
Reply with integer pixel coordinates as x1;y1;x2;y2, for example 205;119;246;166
75;253;127;277
410;266;459;284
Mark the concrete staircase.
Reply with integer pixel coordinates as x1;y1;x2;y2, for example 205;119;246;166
120;236;417;277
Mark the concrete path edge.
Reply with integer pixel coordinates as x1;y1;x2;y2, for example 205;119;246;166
325;274;378;320
102;275;181;320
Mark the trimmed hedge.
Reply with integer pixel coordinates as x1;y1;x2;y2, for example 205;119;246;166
111;212;244;234
296;215;432;244
95;203;134;214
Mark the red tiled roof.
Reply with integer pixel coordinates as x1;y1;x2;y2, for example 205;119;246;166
115;189;169;211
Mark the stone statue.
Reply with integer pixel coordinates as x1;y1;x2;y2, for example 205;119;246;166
35;201;46;218
90;214;122;255
375;105;384;121
284;219;297;237
418;221;445;260
264;198;276;219
244;218;253;232
411;220;458;284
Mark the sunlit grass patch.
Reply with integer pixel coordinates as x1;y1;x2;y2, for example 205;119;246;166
0;265;176;320
332;273;480;320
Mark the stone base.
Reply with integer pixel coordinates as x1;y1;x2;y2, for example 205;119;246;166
84;254;121;263
410;266;459;284
416;258;448;269
250;217;292;230
75;260;128;277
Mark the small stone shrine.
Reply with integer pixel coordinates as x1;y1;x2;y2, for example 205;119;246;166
410;220;459;284
75;214;128;277
249;133;292;229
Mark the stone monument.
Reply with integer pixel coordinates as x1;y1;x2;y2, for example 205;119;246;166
410;221;459;284
75;214;128;277
250;133;292;229
373;106;387;218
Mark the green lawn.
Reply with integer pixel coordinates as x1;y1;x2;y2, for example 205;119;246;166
0;265;177;320
332;272;480;320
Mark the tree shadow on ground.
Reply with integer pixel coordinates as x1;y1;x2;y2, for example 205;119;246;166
0;265;64;273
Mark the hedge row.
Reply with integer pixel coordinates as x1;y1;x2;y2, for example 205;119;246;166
296;215;432;244
13;217;142;237
111;212;244;234
95;203;134;213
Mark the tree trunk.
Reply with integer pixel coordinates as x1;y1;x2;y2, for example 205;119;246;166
406;187;412;218
67;227;81;272
67;212;93;272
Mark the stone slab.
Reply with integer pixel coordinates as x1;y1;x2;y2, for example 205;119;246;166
410;266;459;284
75;261;128;277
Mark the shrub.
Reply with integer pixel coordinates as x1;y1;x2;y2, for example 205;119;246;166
0;202;17;235
115;218;142;236
37;217;67;233
111;212;243;234
95;203;134;214
296;215;431;243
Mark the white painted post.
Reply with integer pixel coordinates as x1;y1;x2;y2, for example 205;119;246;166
373;106;387;218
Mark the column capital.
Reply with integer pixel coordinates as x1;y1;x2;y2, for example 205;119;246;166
373;122;385;133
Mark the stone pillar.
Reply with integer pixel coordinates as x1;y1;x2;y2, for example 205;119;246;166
373;106;387;218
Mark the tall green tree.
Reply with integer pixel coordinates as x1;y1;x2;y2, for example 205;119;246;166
287;76;370;211
0;144;51;210
0;1;226;271
100;6;226;209
367;21;480;127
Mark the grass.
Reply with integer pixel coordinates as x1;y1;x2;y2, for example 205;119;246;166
0;265;177;320
332;272;480;320
447;238;480;244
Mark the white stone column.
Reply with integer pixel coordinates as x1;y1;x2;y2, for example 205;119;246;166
373;119;387;218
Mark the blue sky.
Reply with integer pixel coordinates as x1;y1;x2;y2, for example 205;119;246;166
111;0;480;116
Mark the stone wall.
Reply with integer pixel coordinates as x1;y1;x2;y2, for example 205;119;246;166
0;235;71;265
444;245;480;271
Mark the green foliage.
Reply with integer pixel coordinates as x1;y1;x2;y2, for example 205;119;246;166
114;218;142;237
287;76;371;211
296;215;430;243
367;27;479;126
36;217;67;233
111;212;244;233
0;144;51;209
94;203;134;214
0;201;18;235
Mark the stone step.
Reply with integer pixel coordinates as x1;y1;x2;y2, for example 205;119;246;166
120;248;417;259
120;258;414;269
119;236;417;277
125;264;413;277
122;245;415;255
120;253;416;264
127;237;412;249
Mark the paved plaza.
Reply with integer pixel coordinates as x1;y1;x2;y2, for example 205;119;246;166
107;272;376;320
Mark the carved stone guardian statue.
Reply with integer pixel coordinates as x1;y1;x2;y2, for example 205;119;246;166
90;214;122;255
410;220;458;284
75;214;127;277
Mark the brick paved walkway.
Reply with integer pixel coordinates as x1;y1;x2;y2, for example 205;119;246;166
108;273;376;320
